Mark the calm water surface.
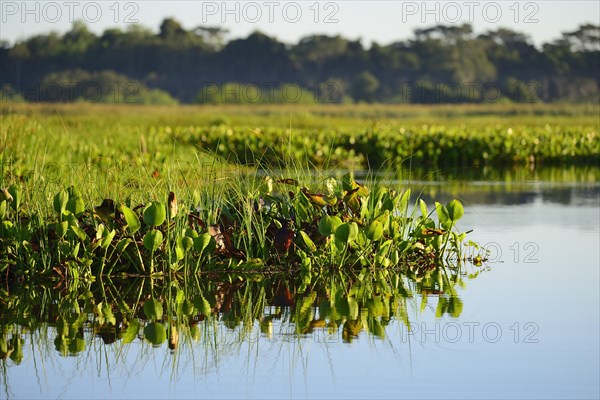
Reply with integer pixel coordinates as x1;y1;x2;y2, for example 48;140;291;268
2;171;599;399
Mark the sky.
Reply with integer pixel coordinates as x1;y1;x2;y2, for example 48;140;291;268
1;1;599;47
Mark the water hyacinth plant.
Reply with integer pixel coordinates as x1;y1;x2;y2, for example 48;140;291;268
0;173;480;283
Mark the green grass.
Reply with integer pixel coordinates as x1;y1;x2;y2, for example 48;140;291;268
1;102;594;282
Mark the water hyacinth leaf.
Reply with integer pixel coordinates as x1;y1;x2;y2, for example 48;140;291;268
366;220;384;241
303;190;328;208
318;215;343;236
193;232;216;254
66;196;85;217
100;229;116;249
181;299;196;316
95;223;105;240
70;242;80;258
120;205;141;234
55;221;69;238
447;199;464;221
122;320;140;344
143;298;164;320
143;201;166;227
335;222;358;244
184;228;199;239
174;244;185;261
144;322;166;346
343;188;361;213
143;230;163;252
10;336;23;364
347;297;359;320
341;173;355;191
53;190;69;215
398;189;411;214
374;211;390;229
66;185;82;199
194;295;212;316
356;182;369;197
435;202;450;224
420;199;428;218
116;238;131;253
63;211;78;227
382;197;394;212
448;296;463;318
179;236;194;252
299;231;317;252
101;302;116;326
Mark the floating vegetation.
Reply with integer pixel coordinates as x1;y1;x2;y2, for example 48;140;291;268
0;173;481;283
0;258;487;362
184;123;599;168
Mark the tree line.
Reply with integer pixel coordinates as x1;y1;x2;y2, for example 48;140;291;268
1;19;598;104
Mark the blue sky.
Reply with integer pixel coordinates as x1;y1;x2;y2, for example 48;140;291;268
1;1;599;47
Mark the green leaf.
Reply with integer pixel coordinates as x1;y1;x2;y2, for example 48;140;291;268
366;220;384;241
144;322;166;346
122;320;140;344
299;231;317;252
116;238;131;253
184;228;199;238
194;295;212;316
341;173;355;191
398;189;411;214
100;229;116;249
101;302;116;326
143;230;163;252
447;199;464;221
174;245;185;261
120;205;141;234
54;221;69;238
436;297;448;318
419;199;428;218
318;215;343;236
343;189;361;213
193;232;215;254
53;190;69;215
448;296;463;318
66;196;85;217
435;201;450;224
143;201;166;227
335;222;359;244
0;200;6;220
69;225;88;242
179;236;194;252
142;298;164;320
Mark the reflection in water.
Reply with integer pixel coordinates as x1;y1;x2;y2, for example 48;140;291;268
355;165;600;206
0;259;484;394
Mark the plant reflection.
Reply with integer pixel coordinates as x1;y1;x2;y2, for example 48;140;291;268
1;259;485;365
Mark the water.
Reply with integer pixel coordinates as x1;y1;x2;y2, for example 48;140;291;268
2;170;599;399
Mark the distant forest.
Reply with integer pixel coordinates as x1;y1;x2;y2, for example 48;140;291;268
1;19;598;104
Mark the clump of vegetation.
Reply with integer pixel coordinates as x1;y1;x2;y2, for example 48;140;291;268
0;173;479;283
184;123;599;167
0;256;484;362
